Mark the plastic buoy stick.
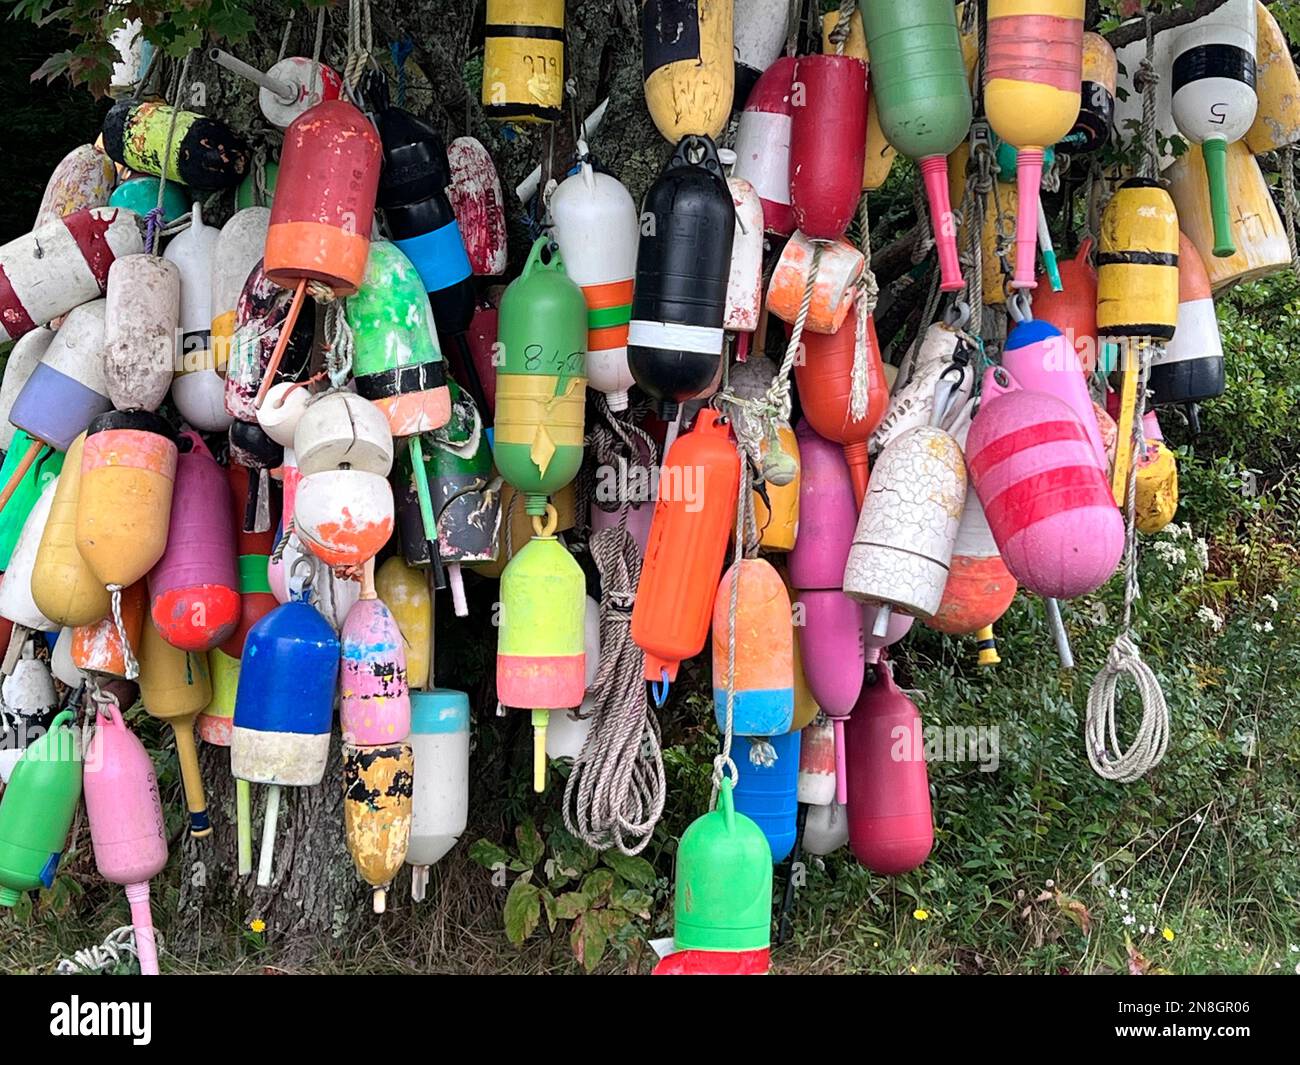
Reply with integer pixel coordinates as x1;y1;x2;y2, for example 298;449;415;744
411;864;429;903
253;278;306;410
1037;202;1062;291
920;155;964;291
172;717;210;837
1012;147;1044;288
1044;598;1073;669
531;708;548;793
236;779;253;875
125;881;159;975
208;48;296;104
1202;137;1235;257
833;718;848;806
257;783;281;887
0;439;45;515
1111;350;1141;506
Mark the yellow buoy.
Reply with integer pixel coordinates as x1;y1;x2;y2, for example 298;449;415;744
375;556;433;689
482;0;565;123
1097;178;1179;342
30;433;111;627
1245;0;1300;154
643;0;733;142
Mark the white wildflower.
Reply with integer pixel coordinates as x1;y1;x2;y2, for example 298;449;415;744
1193;538;1209;571
1252;619;1274;634
1264;594;1279;612
1196;606;1224;632
1121;888;1129;900
1124;914;1136;926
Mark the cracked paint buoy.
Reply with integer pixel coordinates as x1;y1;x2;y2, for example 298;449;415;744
871;322;973;456
632;410;740;686
340;562;411;747
265;99;380;296
234;593;338;884
343;741;413;913
966;366;1122;599
34;144;117;229
165;204;229;432
376;106;475;335
0;709;81;908
788;420;863;805
733;56;796;236
843;424;966;632
712;557;794;738
31;433;110;628
102;99;249;189
408;688;470;901
493;237;587;517
0;207;142;345
642;0;733;142
723;177;764;354
549;151;639;411
628;136;735;421
984;0;1084;288
845;660;933;876
497;512;586;792
148;432;238;652
83;698;167;975
138;616;210;838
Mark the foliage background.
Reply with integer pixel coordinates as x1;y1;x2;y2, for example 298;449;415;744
1;0;1298;974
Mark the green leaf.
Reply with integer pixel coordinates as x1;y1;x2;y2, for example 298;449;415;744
468;838;510;871
539;888;557;932
515;818;545;868
548;826;599;880
601;850;657;888
503;880;541;947
570;912;609;972
614;889;654;919
553;891;588;921
581;869;615;906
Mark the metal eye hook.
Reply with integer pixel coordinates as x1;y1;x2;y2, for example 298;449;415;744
943;298;971;331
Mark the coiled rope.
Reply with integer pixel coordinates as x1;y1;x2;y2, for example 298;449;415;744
56;926;155;975
1084;12;1170;783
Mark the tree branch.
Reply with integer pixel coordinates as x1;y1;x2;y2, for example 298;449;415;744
1105;0;1233;51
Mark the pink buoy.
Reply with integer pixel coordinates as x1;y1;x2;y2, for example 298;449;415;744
148;431;239;652
966;366;1122;599
83;698;168;975
788;419;864;805
340;570;411;746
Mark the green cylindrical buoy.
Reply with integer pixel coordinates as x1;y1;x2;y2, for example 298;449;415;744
0;709;82;906
0;431;63;568
236;161;279;210
107;176;190;224
492;237;587;517
673;777;773;952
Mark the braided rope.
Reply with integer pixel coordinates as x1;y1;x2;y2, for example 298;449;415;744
145;51;192;255
1136;12;1161;180
56;926;156;975
1283;146;1300;274
830;0;856;55
562;527;666;855
106;585;139;680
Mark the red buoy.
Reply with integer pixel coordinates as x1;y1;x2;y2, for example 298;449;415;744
789;55;868;240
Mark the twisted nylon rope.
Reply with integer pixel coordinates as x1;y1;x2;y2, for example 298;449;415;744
1085;26;1170;784
1137;13;1161;181
144;51;192;255
1282;146;1300;274
850;194;880;419
830;0;856;55
106;584;139;680
562;527;666;855
343;0;374;95
56;926;155;975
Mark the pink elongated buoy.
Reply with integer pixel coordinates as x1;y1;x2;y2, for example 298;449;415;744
83;695;168;975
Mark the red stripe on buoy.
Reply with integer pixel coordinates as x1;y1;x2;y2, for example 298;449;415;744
986;16;1084;93
967;419;1091;481
63;207;119;291
0;264;35;338
983;465;1115;539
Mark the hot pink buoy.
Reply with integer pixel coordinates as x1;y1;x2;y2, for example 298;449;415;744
966;366;1122;599
83;699;168;975
1001;319;1107;468
148;431;239;652
340;590;411;746
788;419;864;805
845;660;933;876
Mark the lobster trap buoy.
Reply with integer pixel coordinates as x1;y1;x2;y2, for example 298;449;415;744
733;56;796;236
343;741;414;913
165;204;230;430
102;100;249;189
447;136;508;277
103;253;179;413
209;207;270;383
1097;179;1179;342
1150;232;1225;426
0;650;59;782
71;580;145;680
1064;32;1118;154
712;558;794;738
375;556;432;690
789;53;868;240
483;0;565;123
797;717;837;808
642;0;733;142
732;730;800;863
34;144;117;230
408;689;470;901
628;136;735;420
219;463;280;658
340;565;411;747
732;0;788;108
845;660;933;876
31;433;110;628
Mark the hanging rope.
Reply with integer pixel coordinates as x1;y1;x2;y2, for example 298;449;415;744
343;0;374;95
1282;146;1300;275
56;926;155;975
105;584;139;680
830;0;856;54
1086;344;1169;782
1085;15;1169;784
562;527;666;855
143;50;192;255
322;301;355;387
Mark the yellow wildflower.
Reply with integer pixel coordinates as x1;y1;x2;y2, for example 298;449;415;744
1162;927;1175;942
250;918;266;934
913;909;929;921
